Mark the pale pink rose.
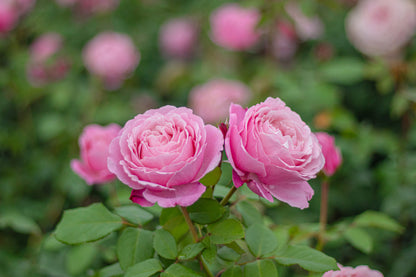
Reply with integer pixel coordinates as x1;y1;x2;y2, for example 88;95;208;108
210;3;261;51
315;132;342;176
71;124;121;185
159;18;198;59
323;264;383;277
26;33;70;86
346;0;416;58
189;79;252;124
83;32;140;90
272;20;298;61
285;2;324;41
225;97;324;209
0;2;18;33
107;106;224;208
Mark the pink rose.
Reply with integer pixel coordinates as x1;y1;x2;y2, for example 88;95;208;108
0;3;18;33
315;132;342;176
189;79;252;124
71;124;121;185
225;97;324;209
159;18;198;59
323;264;383;277
346;0;416;58
107;106;224;208
285;2;324;41
83;32;140;90
272;20;298;61
210;3;261;51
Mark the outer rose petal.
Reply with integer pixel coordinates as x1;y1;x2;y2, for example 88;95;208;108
143;183;206;208
130;189;154;207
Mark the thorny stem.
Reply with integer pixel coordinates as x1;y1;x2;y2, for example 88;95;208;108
317;179;329;251
179;206;214;277
220;186;237;206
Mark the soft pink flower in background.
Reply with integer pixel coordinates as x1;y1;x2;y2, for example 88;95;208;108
323;264;383;277
315;132;342;176
210;3;261;51
83;32;140;90
346;0;416;58
0;0;35;34
159;17;198;59
55;0;118;15
225;97;324;209
189;79;252;124
26;33;70;86
108;106;224;208
272;20;298;61
285;2;324;41
71;124;121;185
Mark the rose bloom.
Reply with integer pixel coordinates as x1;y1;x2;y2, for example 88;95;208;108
323;264;383;277
285;2;324;41
26;33;70;86
0;2;18;33
83;32;140;90
210;3;261;51
189;79;252;124
225;97;324;209
71;124;121;185
272;20;298;61
315;132;342;176
159;17;198;59
107;106;224;208
346;0;416;58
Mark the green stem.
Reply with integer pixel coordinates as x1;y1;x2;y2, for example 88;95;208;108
317;179;329;251
220;186;237;206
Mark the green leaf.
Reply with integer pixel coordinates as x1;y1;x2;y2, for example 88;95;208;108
125;259;163;277
246;224;278;257
178;243;205;260
0;211;41;234
161;263;201;277
354;211;404;233
188;198;225;224
274;245;338;272
344;227;373;253
222;266;243;277
55;203;123;244
244;260;278;277
66;244;97;275
320;58;364;84
114;205;154;226
96;263;123;277
200;167;222;187
218;246;240;262
236;201;263;226
202;238;217;264
117;227;154;270
160;207;188;241
207;219;245;244
153;229;178;259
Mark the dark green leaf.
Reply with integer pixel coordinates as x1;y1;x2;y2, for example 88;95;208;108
188;199;225;224
161;263;201;277
200;167;222;187
153;229;178;259
114;205;154;226
160;207;188;241
55;203;123;244
246;224;278;257
96;263;123;277
66;244;97;275
117;227;154;270
178;243;205;260
236;201;263;226
218;246;240;262
222;266;243;277
354;211;403;233
207;219;245;244
244;260;278;277
125;259;163;277
344;227;373;253
0;212;41;234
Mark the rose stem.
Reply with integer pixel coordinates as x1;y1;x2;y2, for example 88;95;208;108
179;206;214;277
317;179;329;251
220;186;237;206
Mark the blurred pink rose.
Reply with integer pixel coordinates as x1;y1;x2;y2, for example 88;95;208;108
225;97;324;209
0;3;18;33
108;106;224;207
55;0;118;15
83;32;140;90
159;18;198;59
315;132;342;176
346;0;416;58
272;20;298;61
26;33;70;86
189;79;251;124
285;2;324;41
323;264;383;277
71;124;121;185
210;3;261;51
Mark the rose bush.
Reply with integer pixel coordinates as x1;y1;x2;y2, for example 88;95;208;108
107;105;224;207
225;97;324;209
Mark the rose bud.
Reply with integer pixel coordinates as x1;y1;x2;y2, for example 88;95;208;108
315;132;342;176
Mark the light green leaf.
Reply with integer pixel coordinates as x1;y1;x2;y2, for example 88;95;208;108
55;203;123;244
153;229;178;260
207;219;245;244
160;207;188;241
246;224;278;257
66;244;97;275
200;167;222;187
96;263;123;277
161;263;201;277
274;245;338;272
354;211;403;233
178;243;205;260
188;198;225;224
244;260;278;277
202;238;217;264
0;211;41;234
222;266;243;277
125;259;163;277
218;246;240;262
114;205;154;226
344;227;373;253
117;227;154;270
236;201;263;226
320;58;364;84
